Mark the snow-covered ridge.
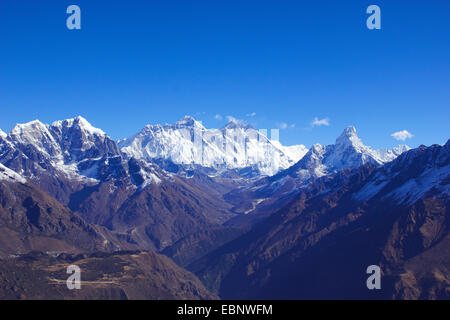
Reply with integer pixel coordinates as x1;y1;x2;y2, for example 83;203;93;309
355;164;449;205
292;126;410;180
1;116;412;187
52;115;106;136
271;140;308;165
328;126;411;166
4;116;116;182
9;116;108;158
0;163;26;184
0;129;6;139
245;126;412;197
354;141;449;205
10;120;59;158
1;116;170;188
120;116;308;176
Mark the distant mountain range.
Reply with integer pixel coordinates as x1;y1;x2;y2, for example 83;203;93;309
0;115;447;300
119;115;308;176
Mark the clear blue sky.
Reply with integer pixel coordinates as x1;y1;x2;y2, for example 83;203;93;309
0;0;448;149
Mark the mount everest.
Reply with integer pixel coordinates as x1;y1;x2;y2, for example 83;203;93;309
119;115;308;176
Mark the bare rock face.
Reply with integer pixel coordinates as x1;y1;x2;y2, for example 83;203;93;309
0;251;217;300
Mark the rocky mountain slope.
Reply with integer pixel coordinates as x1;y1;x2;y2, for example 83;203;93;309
190;141;449;299
70;172;235;251
0;158;219;300
0;164;136;258
0;251;217;300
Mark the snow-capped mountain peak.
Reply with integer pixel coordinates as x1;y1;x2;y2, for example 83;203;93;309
2;116;124;184
337;125;357;138
374;144;411;163
175;115;205;129
245;126;412;197
52;115;106;137
11;119;47;136
323;126;383;170
335;126;364;149
10;119;61;157
0;129;6;139
9;116;107;155
331;126;411;165
120;116;308;176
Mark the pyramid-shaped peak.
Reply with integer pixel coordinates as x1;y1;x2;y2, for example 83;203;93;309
335;126;363;146
339;126;357;138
